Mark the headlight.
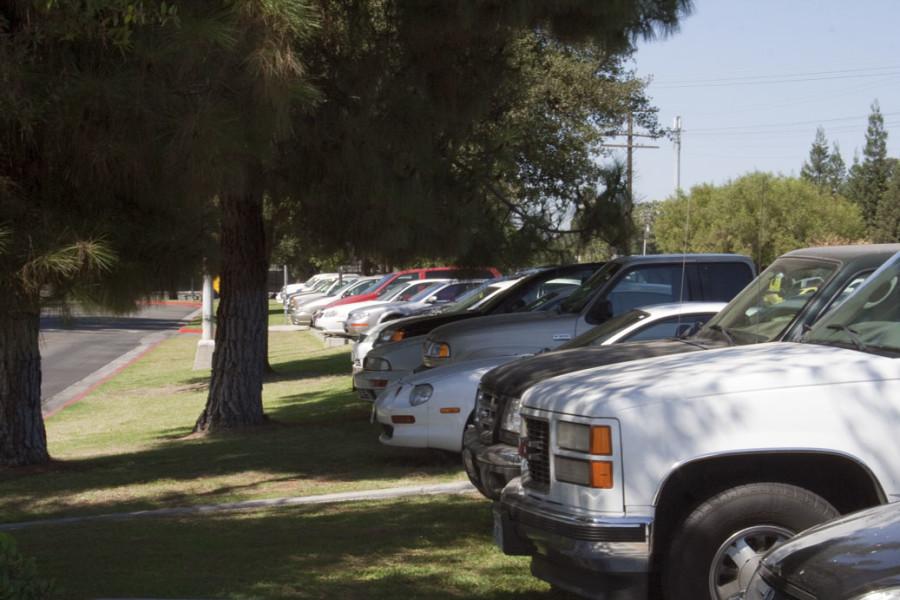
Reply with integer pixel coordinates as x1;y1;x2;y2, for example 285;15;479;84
557;422;612;455
424;340;451;360
409;384;433;406
350;310;370;321
364;356;391;371
379;329;406;344
500;396;523;433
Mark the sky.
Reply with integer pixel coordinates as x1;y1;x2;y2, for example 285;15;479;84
624;0;900;203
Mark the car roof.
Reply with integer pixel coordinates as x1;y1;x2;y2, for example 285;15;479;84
638;301;728;317
782;243;900;263
610;253;752;265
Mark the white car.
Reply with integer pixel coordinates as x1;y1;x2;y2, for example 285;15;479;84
289;276;381;326
374;302;725;452
495;252;900;600
345;280;484;336
351;278;523;378
313;279;450;335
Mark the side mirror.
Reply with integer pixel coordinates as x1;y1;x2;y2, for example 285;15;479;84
588;298;612;322
425;295;438;304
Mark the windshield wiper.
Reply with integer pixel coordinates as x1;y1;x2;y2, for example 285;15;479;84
709;324;737;345
825;324;868;352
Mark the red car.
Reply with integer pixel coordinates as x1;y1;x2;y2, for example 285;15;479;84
324;267;502;308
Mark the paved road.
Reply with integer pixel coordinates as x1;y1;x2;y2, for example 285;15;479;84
40;304;199;408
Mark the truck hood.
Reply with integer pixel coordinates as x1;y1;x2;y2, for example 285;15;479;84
428;311;579;362
429;310;567;340
398;356;521;387
522;342;898;417
378;311;479;340
482;338;715;399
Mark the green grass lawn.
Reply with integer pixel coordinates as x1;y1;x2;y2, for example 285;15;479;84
13;495;549;600
187;301;288;327
0;331;465;523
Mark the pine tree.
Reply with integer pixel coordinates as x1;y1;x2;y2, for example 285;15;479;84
825;142;846;196
801;127;831;189
874;163;900;243
845;101;891;234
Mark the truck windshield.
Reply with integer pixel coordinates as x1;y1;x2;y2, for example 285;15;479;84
557;263;622;314
805;253;900;356
698;257;839;345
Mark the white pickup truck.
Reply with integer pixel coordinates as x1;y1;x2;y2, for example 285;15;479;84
495;252;900;600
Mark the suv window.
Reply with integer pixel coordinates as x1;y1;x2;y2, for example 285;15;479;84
696;263;755;301
587;264;687;322
624;313;714;342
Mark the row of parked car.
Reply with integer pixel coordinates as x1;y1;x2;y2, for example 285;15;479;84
289;244;900;600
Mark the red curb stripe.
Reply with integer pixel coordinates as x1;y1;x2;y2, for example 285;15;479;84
178;327;202;334
142;300;202;307
44;338;167;420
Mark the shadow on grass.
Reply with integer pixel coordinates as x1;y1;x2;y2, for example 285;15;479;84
15;496;557;600
0;383;463;522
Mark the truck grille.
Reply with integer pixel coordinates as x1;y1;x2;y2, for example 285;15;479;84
523;418;550;490
475;389;499;444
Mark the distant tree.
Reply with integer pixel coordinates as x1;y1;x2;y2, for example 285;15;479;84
801;127;831;189
845;101;892;233
654;173;866;266
825;141;847;196
873;166;900;243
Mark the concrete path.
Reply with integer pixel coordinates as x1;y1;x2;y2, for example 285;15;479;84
0;481;476;531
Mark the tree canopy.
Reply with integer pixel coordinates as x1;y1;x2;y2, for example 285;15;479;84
654;173;866;266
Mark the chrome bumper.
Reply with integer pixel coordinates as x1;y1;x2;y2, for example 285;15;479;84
462;427;521;500
496;479;651;600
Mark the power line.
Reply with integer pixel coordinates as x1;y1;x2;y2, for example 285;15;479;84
688;111;900;132
652;65;900;87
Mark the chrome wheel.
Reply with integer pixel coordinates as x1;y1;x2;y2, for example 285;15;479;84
708;525;793;600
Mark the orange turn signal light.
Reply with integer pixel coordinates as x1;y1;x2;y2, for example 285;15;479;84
591;461;614;489
391;415;415;424
439;407;460;414
591;426;612;455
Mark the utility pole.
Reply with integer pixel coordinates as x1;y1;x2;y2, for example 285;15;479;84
673;115;683;193
600;113;660;200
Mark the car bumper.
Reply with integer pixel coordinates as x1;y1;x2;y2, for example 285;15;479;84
353;369;410;402
496;479;652;600
374;399;428;449
462;427;521;500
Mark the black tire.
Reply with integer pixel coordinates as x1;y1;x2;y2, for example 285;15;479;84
662;482;838;600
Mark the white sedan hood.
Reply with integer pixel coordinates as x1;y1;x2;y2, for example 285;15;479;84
522;342;899;418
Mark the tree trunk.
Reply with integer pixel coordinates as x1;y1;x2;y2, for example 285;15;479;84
0;301;49;466
194;186;269;432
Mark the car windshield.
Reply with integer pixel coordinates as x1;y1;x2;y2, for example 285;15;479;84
557;310;650;349
333;278;369;297
558;262;622;314
407;282;447;303
385;281;434;301
444;281;511;312
697;257;840;345
345;278;379;296
523;279;581;311
805;253;900;356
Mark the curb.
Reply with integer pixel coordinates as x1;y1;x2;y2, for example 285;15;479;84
42;307;204;419
0;481;476;531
